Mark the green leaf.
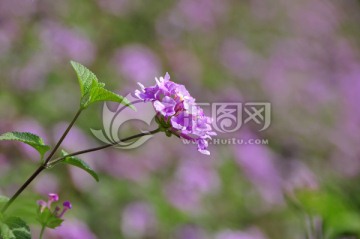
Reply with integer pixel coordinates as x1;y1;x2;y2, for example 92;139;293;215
297;190;360;238
0;222;14;239
0;196;9;208
60;150;99;182
70;60;97;97
70;61;135;110
88;87;133;109
46;217;64;229
0;132;50;159
0;196;9;219
0;217;31;239
37;208;63;229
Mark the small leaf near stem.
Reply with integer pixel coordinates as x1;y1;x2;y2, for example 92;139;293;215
60;150;99;182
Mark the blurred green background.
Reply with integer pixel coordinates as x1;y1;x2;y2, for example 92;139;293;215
1;0;360;238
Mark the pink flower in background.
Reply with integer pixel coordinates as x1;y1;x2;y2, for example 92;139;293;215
282;160;318;194
33;174;60;196
175;225;208;239
97;0;137;16
164;180;202;212
161;43;203;85
215;228;267;239
121;202;157;238
287;0;339;37
330;63;360;177
11;53;50;92
0;20;19;56
175;158;220;195
0;0;38;18
250;0;278;21
0;154;10;175
219;38;264;80
175;0;228;31
40;22;96;64
164;158;219;212
113;44;162;84
47;219;97;239
233;130;283;205
99;139;170;183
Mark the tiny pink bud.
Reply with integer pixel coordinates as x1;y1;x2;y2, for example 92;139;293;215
63;201;72;209
58;201;72;218
37;200;47;207
48;193;59;202
37;200;47;213
47;193;59;208
53;206;61;217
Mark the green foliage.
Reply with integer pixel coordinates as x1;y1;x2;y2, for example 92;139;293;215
70;61;134;110
0;196;9;209
60;150;99;182
37;208;63;229
0;217;31;239
0;132;50;159
0;196;9;220
297;190;360;238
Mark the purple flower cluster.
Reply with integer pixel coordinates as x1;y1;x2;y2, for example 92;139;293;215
135;73;216;155
37;193;72;218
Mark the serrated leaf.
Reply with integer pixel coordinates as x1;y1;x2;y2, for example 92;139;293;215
60;150;99;182
88;87;135;110
0;217;31;239
0;222;14;239
70;61;98;97
70;61;135;110
0;132;50;159
46;217;63;229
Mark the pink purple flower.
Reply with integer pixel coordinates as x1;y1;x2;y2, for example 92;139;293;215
135;73;216;155
48;193;59;203
37;193;72;218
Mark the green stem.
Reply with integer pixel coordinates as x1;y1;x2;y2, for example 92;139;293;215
1;165;46;213
39;225;46;239
1;109;83;214
43;108;83;165
48;128;161;167
0;124;160;214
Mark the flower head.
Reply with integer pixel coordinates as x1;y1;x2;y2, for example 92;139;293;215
63;201;72;209
37;193;72;220
135;73;216;155
48;193;59;202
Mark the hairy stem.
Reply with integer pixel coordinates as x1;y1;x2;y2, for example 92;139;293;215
48;128;161;166
43;108;83;165
1;165;45;213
